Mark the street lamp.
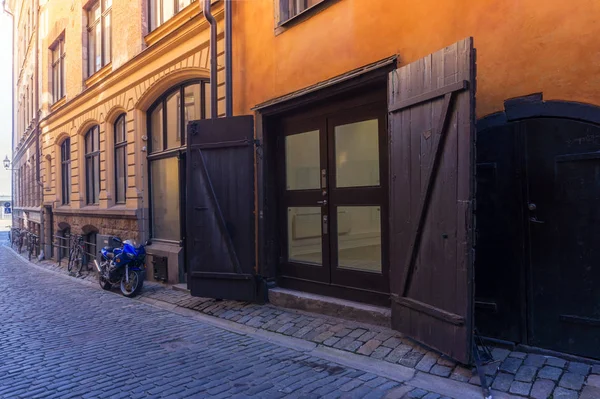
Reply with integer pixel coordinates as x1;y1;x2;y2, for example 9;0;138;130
3;155;10;170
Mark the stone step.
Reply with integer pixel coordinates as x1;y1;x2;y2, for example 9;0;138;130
268;287;391;327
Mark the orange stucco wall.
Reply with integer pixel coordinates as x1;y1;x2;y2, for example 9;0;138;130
232;0;600;118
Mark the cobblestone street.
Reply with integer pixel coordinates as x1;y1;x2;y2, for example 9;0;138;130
0;241;459;399
2;237;600;399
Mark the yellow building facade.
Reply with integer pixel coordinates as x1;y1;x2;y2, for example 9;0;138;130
17;0;226;281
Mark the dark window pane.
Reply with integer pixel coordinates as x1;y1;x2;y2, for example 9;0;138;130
94;155;100;203
184;84;201;131
150;104;163;153
115;146;126;203
166;91;181;149
115;115;126;143
95;23;102;71
94;126;100;151
150;157;180;241
203;82;211;119
104;12;111;64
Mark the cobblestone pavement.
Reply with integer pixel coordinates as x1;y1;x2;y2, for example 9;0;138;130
4;238;600;399
0;243;457;399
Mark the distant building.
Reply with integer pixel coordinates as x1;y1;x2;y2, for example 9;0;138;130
5;0;42;245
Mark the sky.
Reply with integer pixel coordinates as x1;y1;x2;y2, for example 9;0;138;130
0;12;12;198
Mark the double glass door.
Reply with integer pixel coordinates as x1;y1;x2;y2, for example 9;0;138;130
279;105;389;295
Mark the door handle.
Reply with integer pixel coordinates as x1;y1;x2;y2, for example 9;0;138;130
322;215;328;234
529;216;545;224
317;200;328;206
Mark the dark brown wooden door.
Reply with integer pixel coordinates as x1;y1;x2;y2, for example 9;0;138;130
525;118;600;359
388;38;476;364
279;104;389;295
186;116;260;302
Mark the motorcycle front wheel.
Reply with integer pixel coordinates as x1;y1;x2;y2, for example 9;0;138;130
120;270;144;298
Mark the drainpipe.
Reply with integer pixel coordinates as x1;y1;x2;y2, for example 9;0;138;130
34;0;45;259
203;0;218;119
3;1;15;233
225;0;232;117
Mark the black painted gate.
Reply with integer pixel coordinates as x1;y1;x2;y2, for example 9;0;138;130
186;116;261;302
476;99;600;359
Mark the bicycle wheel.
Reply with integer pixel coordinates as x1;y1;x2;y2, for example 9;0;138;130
74;245;85;275
67;244;78;272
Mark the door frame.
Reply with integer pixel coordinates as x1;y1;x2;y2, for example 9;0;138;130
476;93;600;347
256;65;395;307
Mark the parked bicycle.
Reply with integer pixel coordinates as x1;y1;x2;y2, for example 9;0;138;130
27;233;38;262
11;228;25;254
67;234;85;275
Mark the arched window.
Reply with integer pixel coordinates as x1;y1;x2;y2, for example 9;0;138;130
85;126;100;205
147;80;209;241
114;114;127;204
60;138;71;205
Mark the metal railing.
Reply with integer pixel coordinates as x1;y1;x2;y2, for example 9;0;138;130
52;233;97;273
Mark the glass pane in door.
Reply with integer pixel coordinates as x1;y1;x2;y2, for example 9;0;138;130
337;206;381;273
288;207;322;265
285;130;320;190
335;119;380;188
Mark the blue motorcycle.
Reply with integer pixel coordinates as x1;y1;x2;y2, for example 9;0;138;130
94;238;151;297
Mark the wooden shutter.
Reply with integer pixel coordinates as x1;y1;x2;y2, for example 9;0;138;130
186;116;261;302
388;38;476;364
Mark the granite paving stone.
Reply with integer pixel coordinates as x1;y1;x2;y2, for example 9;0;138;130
530;379;555;399
491;348;511;362
552;387;579;399
344;340;363;352
559;372;585;390
357;339;383;356
491;372;514;392
436;357;456;368
500;357;523;374
384;344;412;364
581;385;600;399
370;346;392;360
592;365;600;375
430;365;452;377
524;354;547;368
399;351;425;368
509;380;532;396
568;361;591;375
381;337;402;349
587;374;600;388
546;357;567;368
538;366;563;381
415;352;439;372
509;351;527;359
450;366;472;382
515;365;538;382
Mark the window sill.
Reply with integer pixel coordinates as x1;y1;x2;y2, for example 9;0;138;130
85;62;113;87
145;1;210;47
50;97;66;112
276;0;339;34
